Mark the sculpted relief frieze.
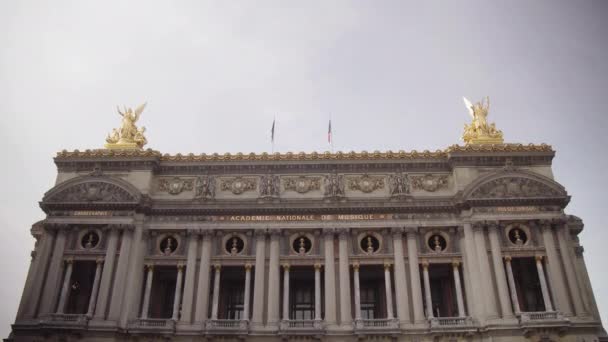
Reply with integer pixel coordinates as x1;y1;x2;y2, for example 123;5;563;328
347;174;385;193
194;175;215;200
220;177;257;195
324;172;345;199
158;177;194;195
259;173;280;198
388;172;409;197
471;177;561;199
283;176;321;194
410;174;449;192
47;182;137;203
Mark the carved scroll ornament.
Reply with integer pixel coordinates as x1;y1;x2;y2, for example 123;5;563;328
283;176;321;194
410;174;449;192
158;177;194;195
348;174;385;193
221;177;257;195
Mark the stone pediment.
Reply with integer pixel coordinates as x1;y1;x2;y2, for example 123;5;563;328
464;171;567;202
43;176;140;204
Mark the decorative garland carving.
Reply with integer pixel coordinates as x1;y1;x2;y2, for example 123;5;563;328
46;182;137;203
410;174;449;192
283;176;321;194
471;177;561;198
220;177;257;195
194;175;215;200
347;174;384;193
158;177;194;195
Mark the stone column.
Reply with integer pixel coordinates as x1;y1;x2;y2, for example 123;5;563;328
94;227;119;320
461;223;484;320
194;231;213;323
323;229;337;326
86;259;104;317
540;222;572;315
56;259;74;313
21;229;55;319
353;263;362;320
251;231;266;327
452;261;465;317
119;220;147;327
473;223;498;318
338;229;352;326
384;263;394;319
556;225;586;316
535;256;554;312
172;264;184;321
282;264;290;320
243;264;252;321
314;263;322;321
211;264;221;320
108;227;134;321
504;256;520;314
180;231;199;323
487;223;514;318
406;230;425;323
422;261;433;318
266;230;281;326
391;228;410;324
39;227;68;315
141;264;154;319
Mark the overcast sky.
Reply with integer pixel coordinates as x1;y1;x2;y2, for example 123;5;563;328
1;1;607;337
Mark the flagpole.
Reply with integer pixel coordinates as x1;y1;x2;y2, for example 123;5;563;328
329;114;334;153
271;116;276;154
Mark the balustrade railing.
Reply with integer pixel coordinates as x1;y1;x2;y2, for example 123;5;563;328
354;318;399;330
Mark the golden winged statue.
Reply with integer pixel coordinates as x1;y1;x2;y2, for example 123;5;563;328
104;103;148;149
462;96;504;145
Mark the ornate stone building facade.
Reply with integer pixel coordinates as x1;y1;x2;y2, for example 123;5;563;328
6;102;607;341
7;144;606;342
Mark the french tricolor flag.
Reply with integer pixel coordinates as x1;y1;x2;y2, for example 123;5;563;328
328;120;332;144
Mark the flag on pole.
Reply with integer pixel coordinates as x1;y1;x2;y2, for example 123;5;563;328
271;119;276;143
327;120;332;144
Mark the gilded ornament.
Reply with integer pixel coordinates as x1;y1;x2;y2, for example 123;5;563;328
105;103;148;149
462;96;504;145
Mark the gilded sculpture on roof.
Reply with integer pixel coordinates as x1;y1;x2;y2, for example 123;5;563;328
462;96;504;145
105;103;148;149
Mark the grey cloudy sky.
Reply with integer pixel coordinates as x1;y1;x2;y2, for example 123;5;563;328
1;0;607;336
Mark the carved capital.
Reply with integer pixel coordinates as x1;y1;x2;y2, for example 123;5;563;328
96;258;105;265
391;227;403;238
314;263;322;270
282;263;290;271
64;257;74;265
322;228;335;238
421;260;429;268
337;228;350;239
451;260;460;267
535;255;544;262
504;255;512;262
269;229;281;239
213;263;221;271
244;263;253;270
254;229;267;239
352;262;360;271
177;264;185;271
383;262;392;270
405;227;419;239
472;222;485;232
485;220;500;230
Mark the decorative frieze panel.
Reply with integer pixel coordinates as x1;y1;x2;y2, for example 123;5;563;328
157;177;194;195
324;172;345;199
347;174;385;193
259;173;280;198
388;173;409;197
471;177;561;198
220;177;257;195
194;175;216;200
283;176;321;194
410;174;449;192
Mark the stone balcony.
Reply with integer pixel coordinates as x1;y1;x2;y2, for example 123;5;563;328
128;318;176;334
429;316;476;332
279;319;325;336
205;319;249;336
40;313;89;329
354;318;400;335
519;311;569;329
